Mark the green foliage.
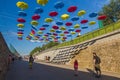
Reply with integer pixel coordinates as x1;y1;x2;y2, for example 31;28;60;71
99;0;120;26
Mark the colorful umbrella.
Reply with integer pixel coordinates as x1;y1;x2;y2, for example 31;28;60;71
52;25;59;30
34;7;43;14
89;21;96;25
45;18;53;23
78;10;86;16
61;14;69;20
49;11;58;17
71;16;79;21
67;6;77;12
16;1;28;10
60;26;66;31
54;1;64;9
80;20;88;24
18;11;27;17
74;24;80;28
31;20;39;26
39;27;46;30
32;14;40;20
56;21;63;25
98;15;107;20
17;18;26;23
17;24;24;28
37;0;48;6
42;24;49;27
89;12;97;18
65;22;72;26
64;31;69;34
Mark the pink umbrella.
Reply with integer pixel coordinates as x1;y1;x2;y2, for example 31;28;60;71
67;6;77;12
32;14;40;20
49;11;58;17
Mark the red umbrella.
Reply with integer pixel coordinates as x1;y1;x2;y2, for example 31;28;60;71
75;29;81;33
98;15;107;20
52;25;59;30
32;14;40;20
63;36;67;39
31;29;35;34
53;33;58;36
44;34;49;37
39;27;45;30
65;22;72;26
17;18;26;23
49;11;58;17
64;31;69;34
67;6;77;12
80;20;88;24
17;32;23;34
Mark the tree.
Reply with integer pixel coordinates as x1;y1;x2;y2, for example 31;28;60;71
99;0;120;26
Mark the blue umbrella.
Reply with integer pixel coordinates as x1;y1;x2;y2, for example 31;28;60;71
47;32;52;35
18;11;27;17
34;7;43;14
68;28;74;31
42;24;49;27
56;36;61;39
56;30;62;33
71;16;79;21
81;26;88;29
89;12;97;18
56;21;63;25
67;34;72;37
17;29;24;32
54;1;64;9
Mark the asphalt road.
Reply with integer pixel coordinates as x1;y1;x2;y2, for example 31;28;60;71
6;60;120;80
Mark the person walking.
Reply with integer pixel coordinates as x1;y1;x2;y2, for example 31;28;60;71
93;52;101;78
74;59;78;76
29;55;34;69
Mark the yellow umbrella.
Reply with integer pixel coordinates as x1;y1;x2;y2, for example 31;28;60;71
71;32;76;35
16;1;28;10
78;10;86;16
60;26;66;31
74;24;80;28
37;31;43;34
45;18;53;23
17;34;23;36
60;34;64;36
89;21;96;25
37;0;48;6
61;14;69;20
50;29;55;32
31;20;39;26
17;24;24;28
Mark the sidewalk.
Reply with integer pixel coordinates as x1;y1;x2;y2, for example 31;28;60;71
36;61;120;78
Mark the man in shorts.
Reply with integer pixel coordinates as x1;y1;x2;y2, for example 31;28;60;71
93;52;101;78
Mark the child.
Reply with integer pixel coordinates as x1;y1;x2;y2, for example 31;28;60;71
74;59;78;76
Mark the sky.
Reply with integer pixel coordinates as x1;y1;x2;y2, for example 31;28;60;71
0;0;110;55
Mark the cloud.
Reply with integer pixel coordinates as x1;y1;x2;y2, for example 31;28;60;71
2;31;17;37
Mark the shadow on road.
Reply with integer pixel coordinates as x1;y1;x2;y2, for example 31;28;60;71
6;60;120;80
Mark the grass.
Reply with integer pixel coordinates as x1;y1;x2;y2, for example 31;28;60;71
54;21;120;48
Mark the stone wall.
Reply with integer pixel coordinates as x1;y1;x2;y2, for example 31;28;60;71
0;32;12;80
68;32;120;73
